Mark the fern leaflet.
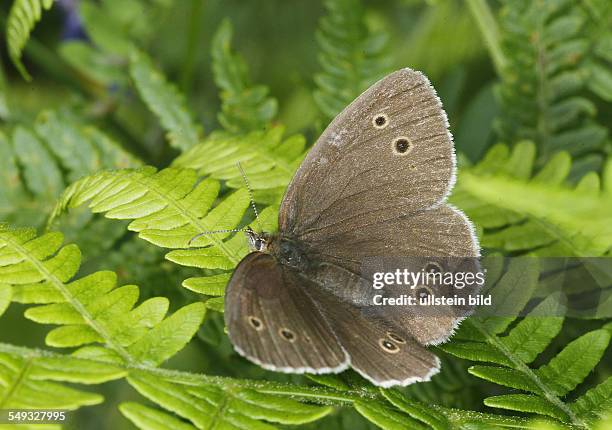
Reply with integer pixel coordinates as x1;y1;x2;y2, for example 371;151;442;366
0;343;342;430
48;167;267;310
173;126;306;203
0;111;140;227
314;0;391;120
0;226;205;366
496;0;612;167
211;19;278;134
452;141;612;256
5;0;54;80
130;51;202;151
441;258;611;428
0;343;124;414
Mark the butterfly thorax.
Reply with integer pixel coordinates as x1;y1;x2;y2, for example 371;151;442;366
246;229;310;271
274;236;311;270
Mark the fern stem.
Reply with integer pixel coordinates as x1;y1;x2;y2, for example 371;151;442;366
470;319;587;428
1;236;136;365
465;0;507;76
0;342;547;426
0;357;31;408
136;365;376;404
130;176;240;264
0;342;373;405
533;17;553;162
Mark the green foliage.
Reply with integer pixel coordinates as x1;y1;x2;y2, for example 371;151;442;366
124;371;333;430
442;259;612;428
173;126;306;203
5;0;54;80
314;0;392;119
211;19;278;134
0;285;11;318
403;357;484;411
50;167;245;252
130;51;201;151
2;0;612;428
496;0;612;167
49;166;260;310
0;343;339;430
0;110;140;227
453;141;612;256
0;60;9;120
0;226;205;365
0;345;124;411
405;0;485;80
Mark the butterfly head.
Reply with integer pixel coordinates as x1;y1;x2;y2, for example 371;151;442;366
246;227;270;252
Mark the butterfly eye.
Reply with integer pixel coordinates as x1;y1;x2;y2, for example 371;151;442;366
248;316;264;331
372;113;389;129
393;137;412;155
279;328;296;342
254;239;263;251
425;262;443;274
379;338;400;354
386;332;407;344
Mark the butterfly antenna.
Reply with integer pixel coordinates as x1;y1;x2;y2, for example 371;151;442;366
188;228;246;246
237;162;263;231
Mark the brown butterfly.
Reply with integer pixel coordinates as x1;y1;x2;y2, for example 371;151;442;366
224;69;480;387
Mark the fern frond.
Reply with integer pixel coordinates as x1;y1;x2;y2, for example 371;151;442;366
49;166;266;310
0;341;537;430
120;402;198;430
0;226;205;366
571;377;612;425
11;126;64;201
314;0;391;119
354;399;427;430
407;1;486;80
211;19;278;134
125;371;333;429
130;51;201;151
173;126;306;203
5;0;54;80
496;0;612;166
452;141;612;256
76;1;136;56
0;112;140;227
51;167;247;255
379;388;536;430
132;366;529;430
0;343;124;413
441;258;611;428
35;110;141;180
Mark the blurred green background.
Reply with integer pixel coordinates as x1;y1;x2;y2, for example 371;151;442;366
1;0;611;429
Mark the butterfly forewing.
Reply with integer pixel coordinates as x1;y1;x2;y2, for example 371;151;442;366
280;69;455;240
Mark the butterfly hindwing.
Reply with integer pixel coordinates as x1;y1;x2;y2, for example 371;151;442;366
225;253;349;373
299;273;441;387
305;205;480;347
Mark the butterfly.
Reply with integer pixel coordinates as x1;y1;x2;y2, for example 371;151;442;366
224;69;480;387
